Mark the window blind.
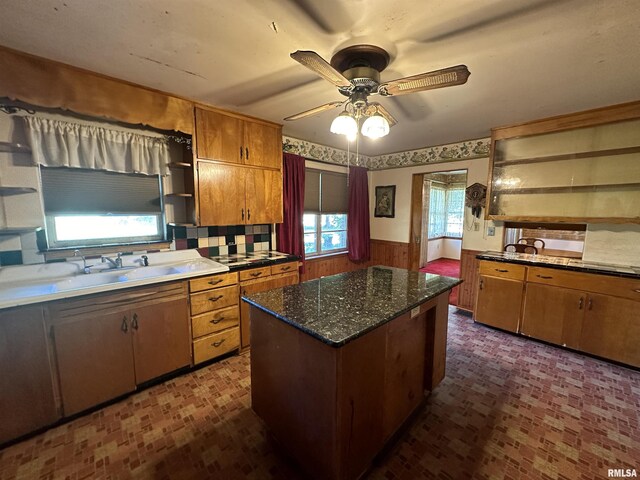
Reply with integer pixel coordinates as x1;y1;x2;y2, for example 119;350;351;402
41;167;162;215
303;169;348;214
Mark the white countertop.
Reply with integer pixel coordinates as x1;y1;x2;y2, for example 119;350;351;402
0;250;229;310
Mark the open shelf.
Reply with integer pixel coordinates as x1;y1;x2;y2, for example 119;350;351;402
0;141;32;154
165;193;193;198
0;186;37;196
493;146;640;167
168;162;192;169
0;226;43;235
492;182;640;194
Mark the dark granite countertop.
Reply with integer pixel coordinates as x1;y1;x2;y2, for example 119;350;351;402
208;251;300;272
242;266;461;347
477;251;640;279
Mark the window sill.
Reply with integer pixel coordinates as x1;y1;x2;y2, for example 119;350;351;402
43;241;172;261
427;236;463;241
305;251;348;261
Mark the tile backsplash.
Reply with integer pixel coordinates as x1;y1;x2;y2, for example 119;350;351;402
169;224;272;258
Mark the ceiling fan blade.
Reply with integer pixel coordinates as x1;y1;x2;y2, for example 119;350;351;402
378;65;470;96
284;101;344;121
290;50;352;88
368;102;397;126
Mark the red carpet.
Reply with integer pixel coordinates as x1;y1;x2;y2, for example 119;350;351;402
420;258;460;305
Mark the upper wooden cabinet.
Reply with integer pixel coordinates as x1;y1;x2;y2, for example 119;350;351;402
197;161;283;226
195;107;282;169
487;100;640;223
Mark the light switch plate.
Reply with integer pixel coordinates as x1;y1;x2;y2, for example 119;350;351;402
487;226;496;236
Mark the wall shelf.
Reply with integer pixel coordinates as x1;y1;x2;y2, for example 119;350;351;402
0;226;43;235
493;183;640;195
0;186;37;196
165;193;193;198
0;141;32;154
168;162;192;169
493;145;640;167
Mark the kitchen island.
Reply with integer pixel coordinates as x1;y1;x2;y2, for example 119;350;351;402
242;266;461;480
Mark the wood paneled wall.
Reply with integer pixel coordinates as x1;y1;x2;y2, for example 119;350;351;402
457;249;482;312
301;239;410;282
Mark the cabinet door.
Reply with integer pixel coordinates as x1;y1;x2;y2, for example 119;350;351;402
580;293;640;367
521;283;585;348
131;297;190;384
0;306;58;444
240;272;298;349
245;168;283;224
475;275;524;332
54;312;135;416
243;121;282;169
383;311;426;439
197;161;246;226
195;107;243;164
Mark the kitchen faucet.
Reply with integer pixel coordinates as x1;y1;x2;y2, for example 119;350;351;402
102;252;123;269
73;249;94;274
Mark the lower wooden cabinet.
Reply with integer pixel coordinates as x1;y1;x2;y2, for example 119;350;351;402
240;262;299;350
50;282;190;416
0;305;58;444
521;283;584;348
475;259;640;368
188;271;240;365
474;261;526;333
579;292;640;367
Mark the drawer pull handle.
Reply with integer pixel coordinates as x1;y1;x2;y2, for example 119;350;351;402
587;298;593;310
208;278;223;285
121;316;128;333
578;297;584;310
209;295;224;302
495;269;509;273
209;317;224;325
250;272;262;277
280;266;291;271
536;275;553;279
131;313;139;330
212;339;226;348
634;288;640;293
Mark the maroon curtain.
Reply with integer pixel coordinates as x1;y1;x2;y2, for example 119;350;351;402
347;166;370;262
276;153;306;271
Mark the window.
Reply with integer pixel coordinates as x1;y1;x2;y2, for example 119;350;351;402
445;186;465;237
428;184;446;239
428;183;465;239
304;213;348;255
303;169;348;256
41;167;165;248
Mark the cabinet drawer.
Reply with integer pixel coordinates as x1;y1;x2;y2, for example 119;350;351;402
271;262;298;276
479;261;526;281
190;285;238;315
239;266;271;282
189;272;238;293
191;305;239;339
527;267;640;301
193;327;240;364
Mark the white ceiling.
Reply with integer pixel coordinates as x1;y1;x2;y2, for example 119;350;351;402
0;0;638;156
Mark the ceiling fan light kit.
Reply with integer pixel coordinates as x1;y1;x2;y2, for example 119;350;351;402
286;44;470;142
361;114;390;139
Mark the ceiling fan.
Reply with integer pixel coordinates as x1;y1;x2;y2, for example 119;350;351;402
284;44;470;139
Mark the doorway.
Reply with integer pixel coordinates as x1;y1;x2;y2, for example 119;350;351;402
408;170;468;304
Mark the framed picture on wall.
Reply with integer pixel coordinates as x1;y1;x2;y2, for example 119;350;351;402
374;185;396;218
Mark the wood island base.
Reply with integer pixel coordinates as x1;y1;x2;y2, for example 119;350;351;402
249;291;450;480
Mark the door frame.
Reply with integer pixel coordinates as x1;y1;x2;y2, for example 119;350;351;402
408;169;468;271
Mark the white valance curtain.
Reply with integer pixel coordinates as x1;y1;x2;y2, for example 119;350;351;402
22;116;170;176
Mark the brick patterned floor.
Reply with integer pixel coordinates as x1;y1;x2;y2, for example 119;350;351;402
1;308;638;479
